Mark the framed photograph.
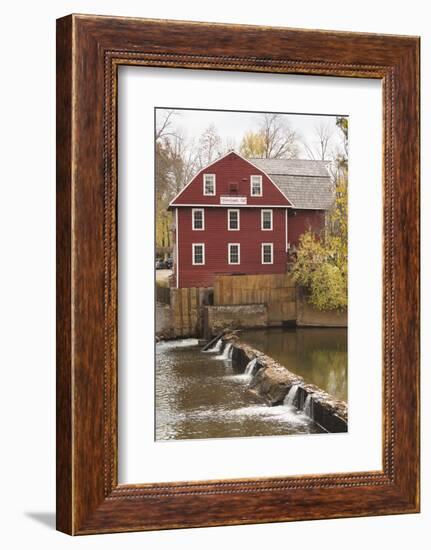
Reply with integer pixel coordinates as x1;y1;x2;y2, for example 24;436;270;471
56;14;420;534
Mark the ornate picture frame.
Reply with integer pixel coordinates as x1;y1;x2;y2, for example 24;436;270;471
56;14;420;534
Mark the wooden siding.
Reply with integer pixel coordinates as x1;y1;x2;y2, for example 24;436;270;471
170;287;200;337
214;273;297;324
170;154;327;288
171;152;292;207
177;207;288;288
155;284;170;305
288;209;326;248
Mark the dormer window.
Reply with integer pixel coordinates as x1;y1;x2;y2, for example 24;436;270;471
203;174;216;196
250;175;263;196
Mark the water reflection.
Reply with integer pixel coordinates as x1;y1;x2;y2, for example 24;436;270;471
241;328;348;402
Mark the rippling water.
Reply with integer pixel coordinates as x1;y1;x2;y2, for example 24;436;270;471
155;339;324;441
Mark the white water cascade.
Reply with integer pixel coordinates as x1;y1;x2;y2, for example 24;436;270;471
211;338;223;353
157;338;199;350
283;384;299;407
217;342;233;360
201;335;224;354
244;358;258;376
303;395;313;418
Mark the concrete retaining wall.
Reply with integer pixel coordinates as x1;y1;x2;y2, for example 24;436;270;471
202;290;346;337
156;303;172;339
204;304;268;338
297;300;347;327
296;288;347;327
156;282;347;341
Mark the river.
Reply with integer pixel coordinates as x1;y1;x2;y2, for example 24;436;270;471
241;327;348;401
155;331;342;441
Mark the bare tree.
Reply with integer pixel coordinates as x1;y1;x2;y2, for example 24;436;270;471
224;136;237;153
259;114;298;158
164;133;198;194
196;124;223;168
303;122;334;161
155;109;178;141
240;114;298;158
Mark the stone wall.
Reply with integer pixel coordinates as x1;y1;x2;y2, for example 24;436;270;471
156;302;172;339
204;304;268;338
296;293;347;327
156;282;347;340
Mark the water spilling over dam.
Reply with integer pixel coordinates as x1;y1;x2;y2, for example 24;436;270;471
241;327;347;401
155;328;347;441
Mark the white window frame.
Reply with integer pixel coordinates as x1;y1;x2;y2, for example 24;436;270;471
227;208;240;231
192;243;205;266
192;208;205;231
203;173;216;196
261;243;274;265
228;243;241;265
261;209;273;231
250;175;263;197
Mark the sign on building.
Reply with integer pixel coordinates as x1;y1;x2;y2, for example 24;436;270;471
220;196;247;205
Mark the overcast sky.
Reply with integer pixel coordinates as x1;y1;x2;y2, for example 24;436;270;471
156;107;347;159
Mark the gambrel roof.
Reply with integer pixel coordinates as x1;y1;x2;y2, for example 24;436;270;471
248;158;334;210
168;151;334;210
169;151;292;208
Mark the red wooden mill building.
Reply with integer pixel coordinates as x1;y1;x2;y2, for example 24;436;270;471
168;151;333;288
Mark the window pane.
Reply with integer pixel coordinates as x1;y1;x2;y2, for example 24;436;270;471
194;245;203;264
262;211;272;229
194;210;203;229
204;175;215;194
229;210;238;229
263;244;272;263
251;176;262;195
229;245;239;264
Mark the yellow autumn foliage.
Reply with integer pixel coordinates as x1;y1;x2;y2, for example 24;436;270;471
291;174;348;311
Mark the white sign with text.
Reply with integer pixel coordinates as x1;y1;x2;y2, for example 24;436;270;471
220;195;247;205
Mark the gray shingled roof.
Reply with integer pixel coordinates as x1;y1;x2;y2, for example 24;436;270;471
249;158;334;210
